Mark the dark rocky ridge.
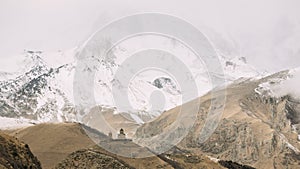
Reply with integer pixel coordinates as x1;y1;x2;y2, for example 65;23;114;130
0;132;41;169
219;160;255;169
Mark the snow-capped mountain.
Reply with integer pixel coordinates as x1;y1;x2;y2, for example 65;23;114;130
0;50;76;122
0;36;260;125
0;49;182;124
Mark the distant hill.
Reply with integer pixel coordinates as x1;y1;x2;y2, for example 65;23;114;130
3;123;227;169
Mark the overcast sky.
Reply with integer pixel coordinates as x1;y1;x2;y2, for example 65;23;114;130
0;0;299;72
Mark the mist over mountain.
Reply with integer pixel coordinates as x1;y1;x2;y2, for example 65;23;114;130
0;31;261;126
1;0;300;72
1;1;300;169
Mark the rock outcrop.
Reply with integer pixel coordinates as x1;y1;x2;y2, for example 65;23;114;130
0;132;41;169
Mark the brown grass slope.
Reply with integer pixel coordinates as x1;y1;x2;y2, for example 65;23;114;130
3;122;227;169
4;123;173;169
5;123;95;169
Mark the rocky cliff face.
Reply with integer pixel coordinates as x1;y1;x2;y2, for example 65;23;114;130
135;71;300;169
286;97;300;135
0;132;41;169
189;92;300;168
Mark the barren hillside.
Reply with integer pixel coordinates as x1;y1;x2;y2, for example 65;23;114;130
135;71;300;169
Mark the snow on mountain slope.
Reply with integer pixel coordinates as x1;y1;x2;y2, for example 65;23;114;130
269;68;300;99
0;34;261;125
0;72;18;82
254;68;300;98
0;50;76;123
106;34;260;111
0;49;180;124
0;116;36;130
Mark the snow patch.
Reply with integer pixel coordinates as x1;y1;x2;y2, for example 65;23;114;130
0;117;37;130
207;155;220;163
270;68;300;99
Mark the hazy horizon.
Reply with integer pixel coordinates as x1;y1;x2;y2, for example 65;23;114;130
1;0;300;72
